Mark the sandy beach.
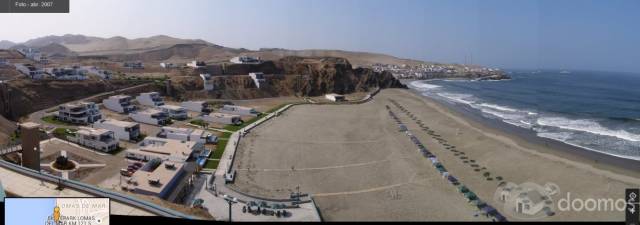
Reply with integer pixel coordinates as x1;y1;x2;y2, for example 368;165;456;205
230;88;640;221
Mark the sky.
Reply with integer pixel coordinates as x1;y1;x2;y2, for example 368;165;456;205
1;0;639;73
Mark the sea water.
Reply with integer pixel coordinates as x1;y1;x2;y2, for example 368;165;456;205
409;70;640;160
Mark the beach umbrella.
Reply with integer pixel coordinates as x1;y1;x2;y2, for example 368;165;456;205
458;185;469;193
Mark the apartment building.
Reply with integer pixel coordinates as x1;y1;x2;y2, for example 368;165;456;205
57;102;102;124
103;95;136;113
158;126;217;144
136;92;165;107
129;109;170;126
68;127;119;152
93;119;141;141
158;105;188;120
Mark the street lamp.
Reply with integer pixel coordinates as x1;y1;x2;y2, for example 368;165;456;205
223;195;238;222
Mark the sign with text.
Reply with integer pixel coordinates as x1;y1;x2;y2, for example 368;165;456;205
0;0;69;13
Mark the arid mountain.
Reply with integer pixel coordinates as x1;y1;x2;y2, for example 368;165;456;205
19;34;212;55
38;43;77;57
8;34;439;68
0;40;15;49
251;49;430;68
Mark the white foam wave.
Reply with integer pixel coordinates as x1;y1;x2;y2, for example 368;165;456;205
479;103;518;112
536;117;640;142
436;93;475;105
410;81;441;90
537;131;640;161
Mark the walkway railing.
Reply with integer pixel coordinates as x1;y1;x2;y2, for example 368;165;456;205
0;159;197;219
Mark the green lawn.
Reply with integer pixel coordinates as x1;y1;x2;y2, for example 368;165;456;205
52;127;77;140
203;159;220;169
222;104;289;131
42;115;75;126
211;140;228;159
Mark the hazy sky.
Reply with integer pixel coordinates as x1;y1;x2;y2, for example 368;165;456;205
2;0;639;72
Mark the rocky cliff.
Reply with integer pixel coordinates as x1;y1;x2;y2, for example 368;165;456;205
168;56;405;100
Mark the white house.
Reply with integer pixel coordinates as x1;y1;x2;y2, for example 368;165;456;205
181;101;211;113
44;66;88;80
93;119;141;141
230;56;261;64
325;93;346;102
249;72;266;88
123;61;144;69
187;61;206;68
158;126;217;144
125;137;203;162
68;127;119;152
202;113;242;125
57;102;102;124
129;109;170;126
82;66;112;79
129;159;185;201
136;92;165;107
200;74;214;91
103;95;136;113
14;63;44;79
219;105;259;116
160;62;176;69
158;105;188;120
17;48;47;63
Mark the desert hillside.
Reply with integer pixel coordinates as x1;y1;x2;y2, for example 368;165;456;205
3;34;430;68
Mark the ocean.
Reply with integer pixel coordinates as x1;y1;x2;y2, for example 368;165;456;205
408;70;640;161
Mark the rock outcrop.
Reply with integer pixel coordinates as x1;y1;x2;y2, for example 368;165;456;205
168;56;405;100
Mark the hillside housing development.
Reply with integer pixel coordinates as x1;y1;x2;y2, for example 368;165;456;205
57;102;103;124
93;119;141;141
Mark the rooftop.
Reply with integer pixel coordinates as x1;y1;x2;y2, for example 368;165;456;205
76;126;113;137
130;137;201;162
209;112;240;119
159;104;185;111
95;119;138;128
131;160;184;195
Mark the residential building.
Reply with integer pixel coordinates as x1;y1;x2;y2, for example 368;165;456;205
158;105;188;120
129;109;170;125
160;62;176;69
44;66;88;80
181;101;211;113
17;48;47;63
129;159;186;201
219;105;259;116
325;93;346;102
82;66;112;79
93;119;141;141
202;112;242;125
136;92;165;107
0;58;9;67
249;72;266;88
158;126;217;144
57;102;102;124
200;74;214;91
125;137;203;162
187;61;206;68
230;56;261;64
122;61;144;69
68;127;119;152
14;63;44;79
102;95;136;113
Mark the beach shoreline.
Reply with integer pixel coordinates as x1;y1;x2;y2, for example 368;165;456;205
402;80;640;178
